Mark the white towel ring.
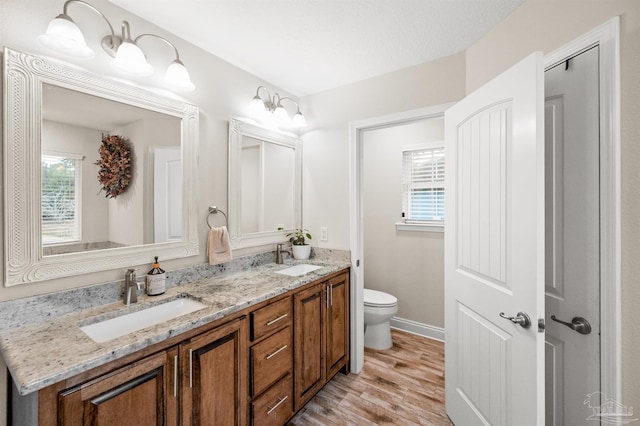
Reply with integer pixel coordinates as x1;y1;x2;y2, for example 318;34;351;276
207;206;228;229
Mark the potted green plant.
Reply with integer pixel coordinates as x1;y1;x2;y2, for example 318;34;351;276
287;228;312;260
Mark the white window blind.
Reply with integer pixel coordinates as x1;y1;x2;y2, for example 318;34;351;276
402;146;445;223
42;153;82;245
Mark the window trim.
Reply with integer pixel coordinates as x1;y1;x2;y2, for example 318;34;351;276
395;222;444;233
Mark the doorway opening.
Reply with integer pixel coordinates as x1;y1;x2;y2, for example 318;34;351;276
361;115;446;347
348;103;454;374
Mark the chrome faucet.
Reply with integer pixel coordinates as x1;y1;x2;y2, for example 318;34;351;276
276;244;292;265
124;268;143;305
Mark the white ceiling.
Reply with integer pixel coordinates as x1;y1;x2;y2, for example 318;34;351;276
42;84;174;130
107;0;525;97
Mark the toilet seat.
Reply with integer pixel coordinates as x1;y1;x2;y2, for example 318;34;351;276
364;289;397;307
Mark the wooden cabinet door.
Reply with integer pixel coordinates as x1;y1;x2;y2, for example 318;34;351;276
293;283;325;411
326;272;349;378
57;348;178;426
180;317;247;426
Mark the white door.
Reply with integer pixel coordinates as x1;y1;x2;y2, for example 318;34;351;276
445;52;545;425
545;46;601;425
154;147;182;242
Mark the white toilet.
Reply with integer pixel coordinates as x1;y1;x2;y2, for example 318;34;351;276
363;289;398;350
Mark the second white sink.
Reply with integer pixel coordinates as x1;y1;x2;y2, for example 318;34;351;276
275;264;322;277
80;296;207;343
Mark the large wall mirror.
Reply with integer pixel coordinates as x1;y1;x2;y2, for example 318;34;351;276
228;119;302;249
3;48;199;286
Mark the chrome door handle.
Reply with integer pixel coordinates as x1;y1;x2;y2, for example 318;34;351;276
550;315;592;335
499;311;531;329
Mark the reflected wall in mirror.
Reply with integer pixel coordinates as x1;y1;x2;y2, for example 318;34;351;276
3;48;199;286
41;84;183;255
228;119;302;249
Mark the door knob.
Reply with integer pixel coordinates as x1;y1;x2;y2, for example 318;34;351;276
499;312;531;329
550;315;592;335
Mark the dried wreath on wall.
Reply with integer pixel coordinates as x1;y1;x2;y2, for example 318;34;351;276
95;134;132;198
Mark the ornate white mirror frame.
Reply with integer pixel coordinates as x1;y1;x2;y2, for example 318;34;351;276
3;48;199;286
228;119;302;249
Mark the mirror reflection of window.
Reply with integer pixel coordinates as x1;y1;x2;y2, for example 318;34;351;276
41;153;82;245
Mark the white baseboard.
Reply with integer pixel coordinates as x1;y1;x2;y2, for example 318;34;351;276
390;316;445;342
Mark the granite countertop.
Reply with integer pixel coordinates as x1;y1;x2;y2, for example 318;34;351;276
0;259;350;395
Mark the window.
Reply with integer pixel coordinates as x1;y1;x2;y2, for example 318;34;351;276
41;152;83;245
401;144;445;229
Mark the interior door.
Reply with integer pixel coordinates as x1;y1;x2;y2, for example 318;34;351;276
154;147;182;242
444;52;545;425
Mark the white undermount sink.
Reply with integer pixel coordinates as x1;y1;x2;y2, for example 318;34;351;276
80;296;207;343
275;264;322;277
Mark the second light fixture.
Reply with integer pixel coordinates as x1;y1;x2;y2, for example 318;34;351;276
249;86;307;129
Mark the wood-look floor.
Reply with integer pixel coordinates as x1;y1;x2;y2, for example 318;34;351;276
288;329;452;426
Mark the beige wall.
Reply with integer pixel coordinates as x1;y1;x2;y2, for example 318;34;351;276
465;0;640;413
300;52;466;250
363;119;445;327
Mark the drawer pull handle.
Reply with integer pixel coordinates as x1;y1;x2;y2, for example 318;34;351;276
266;344;288;360
266;313;288;326
267;395;288;415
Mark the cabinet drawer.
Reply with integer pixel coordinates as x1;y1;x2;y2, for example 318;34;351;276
251;326;292;396
251;296;292;341
252;374;293;426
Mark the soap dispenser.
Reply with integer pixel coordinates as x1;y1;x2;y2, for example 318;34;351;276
146;256;166;296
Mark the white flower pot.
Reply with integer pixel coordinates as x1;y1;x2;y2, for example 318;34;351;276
292;244;311;260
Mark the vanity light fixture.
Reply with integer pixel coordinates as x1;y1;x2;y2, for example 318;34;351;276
249;86;307;128
38;0;195;92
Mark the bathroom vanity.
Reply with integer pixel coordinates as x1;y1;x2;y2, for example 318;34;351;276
3;261;349;425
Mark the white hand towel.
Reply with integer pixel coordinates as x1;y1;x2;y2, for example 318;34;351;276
207;226;232;265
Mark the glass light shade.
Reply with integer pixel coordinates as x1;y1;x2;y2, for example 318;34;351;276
112;41;153;76
248;96;267;119
163;60;195;92
273;104;290;127
292;111;307;128
38;15;94;59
